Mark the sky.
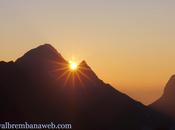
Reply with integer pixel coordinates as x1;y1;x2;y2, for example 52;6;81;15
0;0;175;104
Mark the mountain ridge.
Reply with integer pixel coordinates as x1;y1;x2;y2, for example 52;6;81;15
0;44;173;130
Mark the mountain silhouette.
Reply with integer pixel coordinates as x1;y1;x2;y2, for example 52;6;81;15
0;44;173;130
150;75;175;120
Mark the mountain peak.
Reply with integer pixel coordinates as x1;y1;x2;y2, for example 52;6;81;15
16;44;66;64
79;60;100;82
80;60;87;64
80;60;89;68
164;75;175;96
36;43;57;52
15;44;67;73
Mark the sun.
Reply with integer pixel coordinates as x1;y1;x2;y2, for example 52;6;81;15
69;61;78;71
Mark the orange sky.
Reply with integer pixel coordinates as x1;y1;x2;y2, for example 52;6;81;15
0;0;175;104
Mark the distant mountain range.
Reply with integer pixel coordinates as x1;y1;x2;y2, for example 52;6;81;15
0;44;174;130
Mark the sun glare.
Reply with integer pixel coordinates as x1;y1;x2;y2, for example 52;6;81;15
69;61;78;71
53;59;90;86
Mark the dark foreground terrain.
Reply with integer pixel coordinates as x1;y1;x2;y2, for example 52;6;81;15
0;44;174;130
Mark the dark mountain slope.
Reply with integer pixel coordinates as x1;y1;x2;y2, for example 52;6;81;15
150;75;175;119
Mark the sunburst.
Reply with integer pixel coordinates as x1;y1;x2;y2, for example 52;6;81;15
69;60;78;71
50;59;91;87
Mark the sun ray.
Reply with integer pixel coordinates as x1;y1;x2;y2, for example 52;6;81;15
77;69;91;81
54;66;69;71
75;72;84;87
71;72;75;87
78;66;91;71
48;60;69;74
49;60;67;66
63;71;72;86
56;69;70;80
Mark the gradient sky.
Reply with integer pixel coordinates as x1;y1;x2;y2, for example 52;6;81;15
0;0;175;104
